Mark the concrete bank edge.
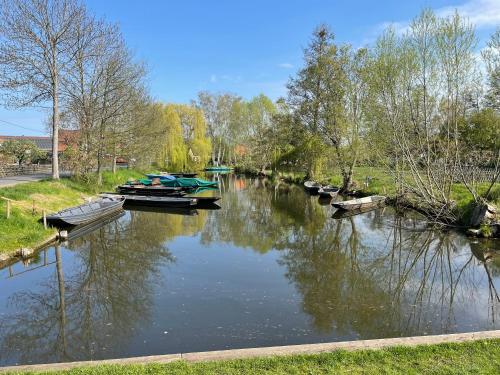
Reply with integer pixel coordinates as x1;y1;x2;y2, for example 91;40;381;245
1;330;499;373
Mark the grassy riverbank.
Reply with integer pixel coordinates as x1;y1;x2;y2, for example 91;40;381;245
0;170;143;255
12;339;500;374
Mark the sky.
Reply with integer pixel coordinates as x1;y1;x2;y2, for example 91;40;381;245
0;0;499;136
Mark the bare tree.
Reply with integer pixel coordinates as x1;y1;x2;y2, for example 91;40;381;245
0;0;89;179
61;17;146;183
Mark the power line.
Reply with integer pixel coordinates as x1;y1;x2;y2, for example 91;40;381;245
0;118;46;134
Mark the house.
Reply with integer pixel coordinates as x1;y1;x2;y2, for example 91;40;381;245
0;130;79;155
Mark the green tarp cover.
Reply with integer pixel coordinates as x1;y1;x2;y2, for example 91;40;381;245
160;177;218;188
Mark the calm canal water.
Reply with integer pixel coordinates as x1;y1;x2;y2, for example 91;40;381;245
0;174;499;366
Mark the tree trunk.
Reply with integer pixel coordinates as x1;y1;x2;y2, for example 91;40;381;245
112;155;117;174
52;77;60;180
217;140;222;166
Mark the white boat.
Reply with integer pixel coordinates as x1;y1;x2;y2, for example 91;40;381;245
332;195;386;211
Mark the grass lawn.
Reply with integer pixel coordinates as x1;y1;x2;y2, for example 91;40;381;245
0;169;143;255
11;339;500;374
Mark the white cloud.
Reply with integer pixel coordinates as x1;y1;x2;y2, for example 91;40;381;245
370;0;500;43
210;74;217;83
436;0;500;29
278;62;293;69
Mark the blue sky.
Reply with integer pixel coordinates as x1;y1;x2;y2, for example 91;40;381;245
1;0;498;136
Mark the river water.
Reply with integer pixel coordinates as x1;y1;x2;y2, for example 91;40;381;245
0;174;498;366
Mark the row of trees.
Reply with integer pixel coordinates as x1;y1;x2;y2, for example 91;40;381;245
0;0;159;182
200;10;498;223
193;92;278;171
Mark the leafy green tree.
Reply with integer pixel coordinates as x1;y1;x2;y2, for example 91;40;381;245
459;109;500;151
157;104;187;170
175;104;212;169
286;25;367;188
241;94;277;172
0;139;46;166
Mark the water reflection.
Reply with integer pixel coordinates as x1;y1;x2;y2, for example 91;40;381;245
0;175;498;366
0;213;174;364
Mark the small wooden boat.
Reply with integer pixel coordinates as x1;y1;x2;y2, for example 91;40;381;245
332;206;381;219
332;195;386;211
186;196;221;207
46;197;125;226
160;177;219;189
304;181;322;194
170;172;198;178
145;173;177;181
101;193;197;208
117;185;187;196
204;166;232;171
318;186;340;198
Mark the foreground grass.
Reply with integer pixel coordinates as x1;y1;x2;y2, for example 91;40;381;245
12;339;500;374
0;170;143;254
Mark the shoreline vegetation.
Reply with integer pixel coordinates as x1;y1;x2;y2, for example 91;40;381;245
237;166;500;226
5;339;500;374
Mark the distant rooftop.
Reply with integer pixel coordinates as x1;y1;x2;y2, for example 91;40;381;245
0;135;52;151
0;131;78;152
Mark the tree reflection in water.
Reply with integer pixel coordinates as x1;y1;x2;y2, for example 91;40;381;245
0;211;176;364
280;208;500;337
0;175;498;366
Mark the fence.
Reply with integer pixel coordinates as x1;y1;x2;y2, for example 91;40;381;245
0;164;52;177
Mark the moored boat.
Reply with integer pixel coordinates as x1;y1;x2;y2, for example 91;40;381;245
145;173;176;181
304;181;322;194
169;172;198;178
160;177;218;189
318;186;340;198
204;166;232;171
101;193;197;208
332;206;382;219
332;195;386;211
46;197;125;227
117;184;187;196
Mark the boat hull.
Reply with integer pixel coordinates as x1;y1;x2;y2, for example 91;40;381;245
117;185;187;196
46;198;125;227
318;187;339;198
104;194;197;208
304;181;322;194
332;196;386;211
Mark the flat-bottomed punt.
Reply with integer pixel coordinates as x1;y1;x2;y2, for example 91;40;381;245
318;186;340;198
117;185;187;196
304;181;322;194
332;195;386;211
46;197;125;227
204;166;232;171
169;172;198;178
101;194;197;208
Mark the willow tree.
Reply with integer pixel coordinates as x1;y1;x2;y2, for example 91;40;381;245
175;104;212;169
158;104;187;171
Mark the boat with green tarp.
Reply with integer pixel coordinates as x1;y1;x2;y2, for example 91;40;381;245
159;177;218;188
